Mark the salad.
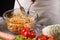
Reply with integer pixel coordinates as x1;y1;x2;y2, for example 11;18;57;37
15;28;36;40
0;24;60;40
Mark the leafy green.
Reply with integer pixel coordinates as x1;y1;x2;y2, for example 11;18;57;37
15;35;36;40
15;35;26;40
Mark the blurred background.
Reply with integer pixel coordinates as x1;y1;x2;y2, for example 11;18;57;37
0;0;15;16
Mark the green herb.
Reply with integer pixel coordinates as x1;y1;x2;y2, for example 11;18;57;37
15;35;36;40
15;35;26;40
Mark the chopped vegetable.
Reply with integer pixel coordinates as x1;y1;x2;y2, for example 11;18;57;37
36;34;48;40
48;37;54;40
15;35;36;40
21;28;36;38
15;35;26;40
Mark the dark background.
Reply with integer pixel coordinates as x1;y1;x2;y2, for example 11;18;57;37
0;0;15;16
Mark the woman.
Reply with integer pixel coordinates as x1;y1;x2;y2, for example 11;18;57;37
0;0;15;16
14;0;59;24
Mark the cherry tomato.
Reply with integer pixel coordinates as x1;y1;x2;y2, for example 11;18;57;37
21;31;30;38
30;31;36;38
21;28;30;38
21;28;30;32
20;28;30;34
48;37;54;40
21;28;36;38
36;37;41;40
36;34;48;40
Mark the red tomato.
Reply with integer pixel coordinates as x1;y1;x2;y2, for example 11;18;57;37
21;28;30;38
30;31;36;38
48;37;54;40
21;28;30;32
21;27;36;38
21;31;30;38
36;34;48;40
36;37;41;40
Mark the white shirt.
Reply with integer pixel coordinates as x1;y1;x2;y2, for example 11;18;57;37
14;0;59;25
